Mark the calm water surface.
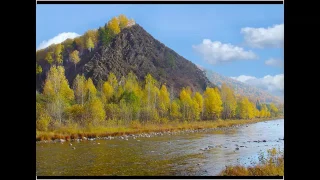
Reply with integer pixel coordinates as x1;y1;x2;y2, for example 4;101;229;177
36;119;284;176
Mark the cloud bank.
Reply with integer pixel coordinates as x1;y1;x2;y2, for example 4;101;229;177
231;74;284;96
192;39;257;65
241;24;284;48
37;32;81;50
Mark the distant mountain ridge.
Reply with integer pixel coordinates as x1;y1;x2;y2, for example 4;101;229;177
203;69;282;105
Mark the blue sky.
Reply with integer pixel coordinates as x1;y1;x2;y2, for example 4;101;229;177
36;4;284;97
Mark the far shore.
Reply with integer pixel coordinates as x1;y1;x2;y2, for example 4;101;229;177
36;117;283;143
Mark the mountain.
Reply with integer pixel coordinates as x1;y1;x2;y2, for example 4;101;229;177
36;24;214;97
204;69;283;105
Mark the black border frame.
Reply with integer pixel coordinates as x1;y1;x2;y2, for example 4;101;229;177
31;1;289;180
37;1;284;4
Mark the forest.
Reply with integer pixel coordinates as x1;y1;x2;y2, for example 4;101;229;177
36;65;281;133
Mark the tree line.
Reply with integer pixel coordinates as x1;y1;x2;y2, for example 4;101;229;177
36;65;281;132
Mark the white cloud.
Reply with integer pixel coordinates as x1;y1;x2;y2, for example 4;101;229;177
231;74;284;96
37;32;81;50
265;58;283;67
231;75;256;82
192;39;257;65
241;23;284;48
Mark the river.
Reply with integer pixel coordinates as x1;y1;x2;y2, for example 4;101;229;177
36;119;284;176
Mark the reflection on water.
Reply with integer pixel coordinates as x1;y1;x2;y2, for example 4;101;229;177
36;119;284;176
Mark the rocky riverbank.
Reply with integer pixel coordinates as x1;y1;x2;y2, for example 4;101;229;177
36;118;283;144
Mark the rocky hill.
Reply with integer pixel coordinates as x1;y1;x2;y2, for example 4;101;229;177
36;24;214;97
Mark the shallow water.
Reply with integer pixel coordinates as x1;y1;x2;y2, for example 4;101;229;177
36;119;284;176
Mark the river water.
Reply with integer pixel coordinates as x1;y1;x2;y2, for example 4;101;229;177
36;119;284;176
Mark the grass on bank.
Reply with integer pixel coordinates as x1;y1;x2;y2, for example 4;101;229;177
36;117;282;141
219;148;284;176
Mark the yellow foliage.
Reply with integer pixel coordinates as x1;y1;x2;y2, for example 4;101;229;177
86;78;97;100
159;84;170;116
36;63;42;75
73;75;86;105
36;112;51;131
220;148;284;176
107;17;120;35
84;29;98;46
221;83;237;119
86;37;94;51
102;81;114;103
107;72;118;90
87;98;106;126
170;100;182;119
45;52;54;64
69;50;80;69
204;87;223;119
43;66;74;101
118;14;129;30
54;44;64;64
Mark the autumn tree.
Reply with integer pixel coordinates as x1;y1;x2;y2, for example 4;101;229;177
43;66;74;124
269;103;279;117
120;90;140;122
84;30;99;47
193;92;203;120
36;102;51;131
237;97;256;119
107;72;118;91
158;84;170;118
102;81;113;104
107;17;120;35
142;74;160;123
45;52;54;65
69;50;80;70
118;14;129;30
65;104;85;126
170;100;182;120
260;104;270;118
36;63;42;75
36;63;43;82
203;87;223;120
73;74;86;106
86;78;97;102
54;44;64;65
124;71;140;93
221;83;237;119
86;97;106;126
86;37;94;52
123;72;142;120
179;87;193;121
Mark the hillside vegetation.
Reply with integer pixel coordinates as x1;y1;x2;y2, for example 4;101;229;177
205;70;283;105
36;14;213;97
36;15;283;140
